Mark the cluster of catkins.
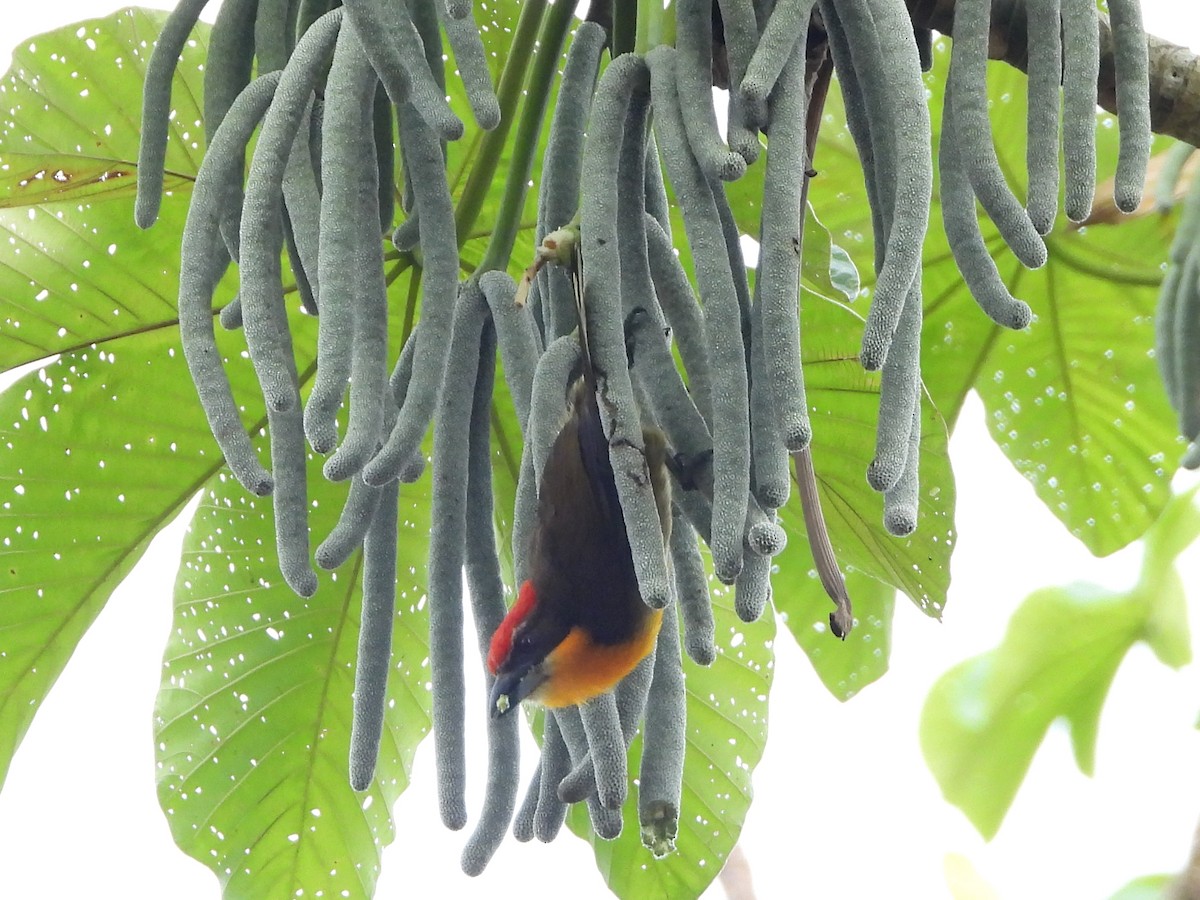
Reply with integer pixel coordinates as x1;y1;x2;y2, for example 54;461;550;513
137;0;1151;877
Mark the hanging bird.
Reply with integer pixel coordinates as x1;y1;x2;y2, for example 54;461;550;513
487;248;673;715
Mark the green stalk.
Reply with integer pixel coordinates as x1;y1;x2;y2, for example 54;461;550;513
613;0;637;56
453;0;548;246
476;0;577;273
635;0;670;53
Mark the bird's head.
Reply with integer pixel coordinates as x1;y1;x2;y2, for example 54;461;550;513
487;580;569;717
487;579;664;717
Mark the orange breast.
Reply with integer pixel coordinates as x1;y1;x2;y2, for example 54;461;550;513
534;608;664;708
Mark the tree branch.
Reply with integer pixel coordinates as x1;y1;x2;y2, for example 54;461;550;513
906;0;1200;146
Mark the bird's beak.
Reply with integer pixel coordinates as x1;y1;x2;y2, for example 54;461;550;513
488;663;548;718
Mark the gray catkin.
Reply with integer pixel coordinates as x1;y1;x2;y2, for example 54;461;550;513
1024;0;1062;235
820;0;884;276
867;287;922;494
426;286;486;831
643;137;673;242
461;322;521;877
580;54;673;609
308;97;325;195
480;271;541;432
617;84;654;321
372;84;396;231
740;0;816;109
254;0;291;73
555;707;623;839
512;448;538;587
670;508;715;665
203;0;258;148
1107;0;1152;213
1061;0;1100;222
342;0;464;139
1159;172;1200;412
577;693;628;810
744;499;787;556
282;211;318;316
444;0;473;18
315;474;383;569
362;101;460;485
638;599;686;858
305;20;378;453
946;0;1047;270
267;401;319;598
618;88;712;461
391;214;420;252
913;25;934;72
438;1;502;130
281;104;323;309
136;0;210;228
836;0;933;371
1174;251;1200;441
644;215;713;426
717;0;763;164
1155;143;1197;211
528;334;582;480
348;478;399;790
749;275;790;509
177;73;279;497
734;548;772;622
713;177;753;353
883;406;922;536
626;313;713;464
295;0;335;40
939;83;1034;331
512;762;541;843
240;10;345;416
648;46;751;585
757;39;812;454
558;652;654;804
410;0;447;94
319;49;390;482
533;713;571;842
674;0;746;181
536;21;606;341
219;295;244;330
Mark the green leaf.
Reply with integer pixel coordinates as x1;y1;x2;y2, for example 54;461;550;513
0;10;290;793
812;40;1178;556
774;546;895;701
0;328;231;790
0;9;205;371
565;583;774;900
155;440;432;900
921;491;1198;839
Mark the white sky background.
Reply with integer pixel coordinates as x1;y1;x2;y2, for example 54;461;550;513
1;2;1199;899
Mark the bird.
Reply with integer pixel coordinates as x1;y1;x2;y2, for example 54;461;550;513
487;245;673;716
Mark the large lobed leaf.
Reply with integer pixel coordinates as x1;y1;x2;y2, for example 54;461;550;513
810;40;1179;557
920;490;1198;839
0;9;222;790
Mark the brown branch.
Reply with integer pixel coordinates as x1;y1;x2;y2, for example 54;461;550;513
906;0;1200;146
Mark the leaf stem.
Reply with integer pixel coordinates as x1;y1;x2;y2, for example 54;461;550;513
614;0;637;55
453;0;548;248
636;0;671;53
476;0;577;273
